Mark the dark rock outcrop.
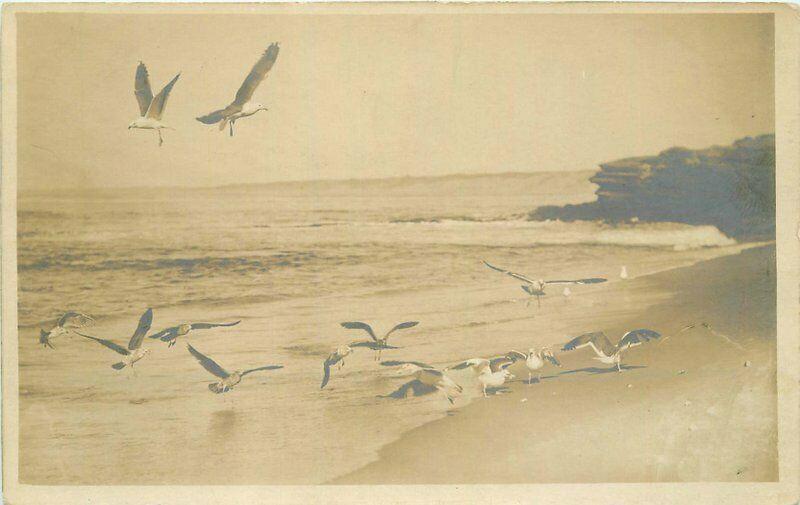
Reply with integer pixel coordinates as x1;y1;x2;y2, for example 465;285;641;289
530;135;775;240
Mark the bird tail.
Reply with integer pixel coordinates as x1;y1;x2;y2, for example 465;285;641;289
111;362;126;370
196;109;226;125
219;118;229;131
208;383;227;394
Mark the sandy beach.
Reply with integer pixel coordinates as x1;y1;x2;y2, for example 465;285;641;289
333;245;777;484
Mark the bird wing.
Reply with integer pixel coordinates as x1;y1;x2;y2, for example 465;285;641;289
379;360;434;369
489;356;515;373
39;329;55;349
542;349;562;367
76;332;130;356
482;260;536;284
617;329;661;350
145;73;180;120
562;331;616;356
448;358;489;372
186;344;230;378
341;321;377;341
321;360;333;389
233;42;280;106
147;326;178;340
190;320;241;330
544;278;608;286
196;104;241;125
241;365;283;377
506;349;528;361
58;311;95;329
383;321;419;340
127;308;154;350
134;62;153;117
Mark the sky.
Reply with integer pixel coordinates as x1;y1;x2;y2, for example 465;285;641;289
17;12;774;190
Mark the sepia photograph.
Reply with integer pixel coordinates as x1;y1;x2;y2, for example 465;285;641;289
1;3;798;504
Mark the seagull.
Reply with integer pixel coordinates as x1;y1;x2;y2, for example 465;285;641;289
446;358;515;397
380;360;463;405
128;62;180;146
505;347;562;384
561;328;661;372
38;311;95;349
341;321;419;360
76;308;153;371
147;320;241;348
187;343;283;394
196;42;280;137
320;344;353;389
482;260;607;307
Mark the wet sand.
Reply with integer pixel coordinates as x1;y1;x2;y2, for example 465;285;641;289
333;245;777;483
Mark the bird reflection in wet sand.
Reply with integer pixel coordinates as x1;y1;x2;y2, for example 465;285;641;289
208;409;237;441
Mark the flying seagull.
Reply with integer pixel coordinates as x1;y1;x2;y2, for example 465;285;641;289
148;320;241;348
320;344;353;389
380;360;463;405
128;62;180;146
341;321;419;361
505;347;561;384
187;343;283;394
196;42;280;136
561;328;661;372
446;358;515;397
39;311;95;349
482;260;607;307
76;308;153;370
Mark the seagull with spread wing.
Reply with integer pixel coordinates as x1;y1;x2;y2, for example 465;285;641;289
76;308;154;371
196;42;280;136
148;320;241;348
561;328;661;372
505;347;561;385
446;357;515;397
128;62;180;146
186;344;283;394
380;360;463;405
340;321;419;361
320;344;353;389
482;260;607;307
38;311;95;350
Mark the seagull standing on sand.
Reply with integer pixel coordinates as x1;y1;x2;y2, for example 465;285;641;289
128;62;180;146
505;347;561;384
320;345;353;389
446;357;515;397
380;360;463;405
341;321;419;360
196;43;280;136
482;260;607;307
561;328;661;372
76;308;153;371
38;311;95;349
187;343;283;394
148;320;241;348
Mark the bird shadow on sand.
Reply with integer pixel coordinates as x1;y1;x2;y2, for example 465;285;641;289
378;380;437;400
485;386;512;395
558;364;647;376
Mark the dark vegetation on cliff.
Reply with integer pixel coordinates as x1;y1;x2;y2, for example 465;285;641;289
530;135;775;240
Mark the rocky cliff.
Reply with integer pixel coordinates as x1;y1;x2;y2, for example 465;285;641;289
530;134;775;240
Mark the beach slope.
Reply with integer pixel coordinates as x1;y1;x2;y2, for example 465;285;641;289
333;245;777;483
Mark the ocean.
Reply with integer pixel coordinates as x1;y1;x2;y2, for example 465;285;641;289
16;171;745;484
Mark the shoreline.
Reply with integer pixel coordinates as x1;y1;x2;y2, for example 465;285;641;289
331;245;777;484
